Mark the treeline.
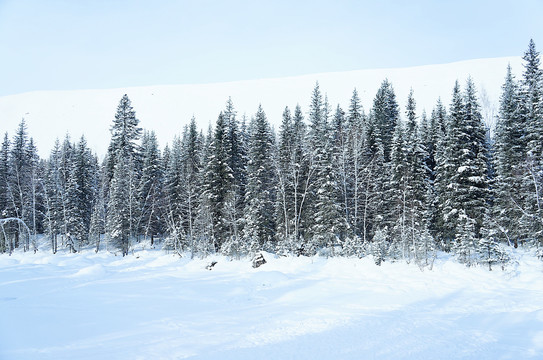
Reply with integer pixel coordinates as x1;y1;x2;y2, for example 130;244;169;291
1;41;542;269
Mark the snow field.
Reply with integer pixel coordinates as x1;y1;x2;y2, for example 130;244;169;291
1;245;542;359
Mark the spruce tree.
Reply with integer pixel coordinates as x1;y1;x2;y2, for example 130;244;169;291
404;90;430;263
202;112;234;251
164;136;185;253
437;79;489;255
244;105;276;253
8;119;34;249
331;104;351;240
139;130;163;244
520;40;543;248
346;89;366;239
388;119;408;256
181;119;203;255
105;94;142;183
436;81;464;248
372;79;400;162
276;106;294;244
66;136;96;250
107;153;132;256
44;139;63;253
493;64;524;247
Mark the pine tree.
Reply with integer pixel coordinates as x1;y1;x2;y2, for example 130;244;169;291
107;153;132;256
223;98;247;224
276;106;294;244
202;112;234;251
8;119;33;249
164;136;185;253
244;105;276;253
493;64;524;247
480;208;510;270
520;40;543;249
389;119;408;253
43;139;62;253
104;95;143;253
139;130;163;245
105;94;142;184
66;136;96;250
274;104;311;254
372;79;400;162
421;101;446;239
302;83;343;253
436;81;464;248
346;89;366;241
331;104;351;240
522;40;543;164
437;79;489;255
27;137;44;250
194;126;215;255
181;119;202;255
404;89;429;263
310;107;344;255
89;168;107;253
462;78;490;238
221;99;247;254
454;209;478;266
359;110;389;244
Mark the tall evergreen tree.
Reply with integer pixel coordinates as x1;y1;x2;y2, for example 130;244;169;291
372;79;400;162
107;153;132;256
276;106;295;244
66;136;96;250
437;79;489;257
164;136;185;252
519;40;543;248
346;89;366;238
8;119;34;249
244;105;276;253
436;81;464;247
492;64;524;246
105;94;142;184
139;130;163;244
181;119;203;255
202;112;234;251
403;90;429;263
104;95;142;252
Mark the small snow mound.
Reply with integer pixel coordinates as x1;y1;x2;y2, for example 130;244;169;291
146;255;179;268
70;264;106;278
249;270;289;288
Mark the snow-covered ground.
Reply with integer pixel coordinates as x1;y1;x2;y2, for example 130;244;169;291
1;242;542;359
0;56;522;157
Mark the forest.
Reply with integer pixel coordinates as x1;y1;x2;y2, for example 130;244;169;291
1;40;542;270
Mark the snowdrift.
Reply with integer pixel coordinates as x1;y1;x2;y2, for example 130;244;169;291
1;243;542;359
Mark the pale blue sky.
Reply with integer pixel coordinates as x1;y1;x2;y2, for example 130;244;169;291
0;0;541;96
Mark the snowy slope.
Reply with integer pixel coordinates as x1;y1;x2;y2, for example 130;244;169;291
1;244;542;359
0;56;522;157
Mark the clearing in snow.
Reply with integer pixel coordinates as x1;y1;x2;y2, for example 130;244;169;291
1;242;542;359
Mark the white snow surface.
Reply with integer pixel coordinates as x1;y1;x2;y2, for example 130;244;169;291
1;243;542;359
0;56;523;157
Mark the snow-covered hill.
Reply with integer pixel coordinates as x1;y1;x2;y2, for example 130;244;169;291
1;243;542;359
0;56;522;157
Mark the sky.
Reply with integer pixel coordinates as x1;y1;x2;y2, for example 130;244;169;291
0;0;541;96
